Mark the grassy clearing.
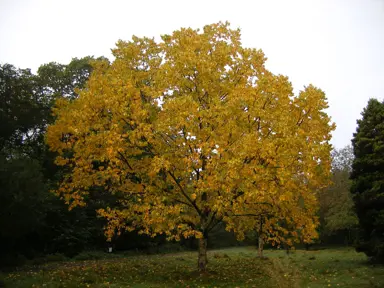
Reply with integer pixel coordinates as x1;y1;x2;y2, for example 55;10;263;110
283;248;384;287
2;247;384;287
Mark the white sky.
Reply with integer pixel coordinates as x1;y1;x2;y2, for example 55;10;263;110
1;0;384;148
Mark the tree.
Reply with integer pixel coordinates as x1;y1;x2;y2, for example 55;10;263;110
37;56;106;101
319;145;358;236
351;99;384;262
317;146;358;244
47;22;334;271
324;170;358;234
0;64;43;154
0;58;111;266
331;145;353;172
0;64;48;264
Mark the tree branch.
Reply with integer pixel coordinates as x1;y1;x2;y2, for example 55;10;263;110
168;171;202;217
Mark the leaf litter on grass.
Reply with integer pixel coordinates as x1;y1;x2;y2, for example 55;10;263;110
4;247;384;287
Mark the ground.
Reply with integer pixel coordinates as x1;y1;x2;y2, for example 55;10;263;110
2;247;384;287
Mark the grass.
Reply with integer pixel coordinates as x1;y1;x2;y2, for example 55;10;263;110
2;247;384;287
285;248;384;287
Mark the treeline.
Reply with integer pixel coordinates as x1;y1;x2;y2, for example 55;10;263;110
0;58;163;267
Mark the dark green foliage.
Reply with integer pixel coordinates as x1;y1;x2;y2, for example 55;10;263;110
37;56;108;101
351;98;384;262
0;58;109;267
0;64;48;266
41;197;107;257
208;222;243;249
0;156;46;240
0;58;174;269
44;253;67;263
0;64;45;154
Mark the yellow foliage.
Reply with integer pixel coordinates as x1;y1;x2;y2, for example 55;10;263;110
46;22;334;245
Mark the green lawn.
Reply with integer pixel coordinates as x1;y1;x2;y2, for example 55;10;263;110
2;247;384;287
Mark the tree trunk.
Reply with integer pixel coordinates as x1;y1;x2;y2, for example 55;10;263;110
285;244;290;255
198;237;208;272
347;229;351;246
258;217;264;258
258;235;264;258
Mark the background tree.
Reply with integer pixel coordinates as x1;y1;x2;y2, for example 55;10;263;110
47;22;335;271
318;145;358;245
37;56;102;101
331;145;353;172
351;98;384;262
0;58;110;267
0;64;43;155
0;64;47;263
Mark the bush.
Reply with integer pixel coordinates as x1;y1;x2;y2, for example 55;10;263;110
45;253;67;263
73;251;105;261
155;242;186;254
30;257;46;266
0;254;27;269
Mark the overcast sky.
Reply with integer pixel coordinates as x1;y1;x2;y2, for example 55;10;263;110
1;0;383;148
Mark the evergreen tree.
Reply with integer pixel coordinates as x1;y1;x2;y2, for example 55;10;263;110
351;98;384;262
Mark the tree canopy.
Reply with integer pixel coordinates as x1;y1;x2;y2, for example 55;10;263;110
47;22;335;270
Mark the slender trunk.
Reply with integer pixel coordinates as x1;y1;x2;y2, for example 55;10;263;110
285;244;290;255
347;229;351;246
258;217;264;258
198;236;208;272
258;235;264;258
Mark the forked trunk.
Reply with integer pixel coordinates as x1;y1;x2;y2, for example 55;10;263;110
258;235;264;258
198;237;208;272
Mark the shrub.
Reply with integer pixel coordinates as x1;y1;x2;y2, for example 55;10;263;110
45;253;67;263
